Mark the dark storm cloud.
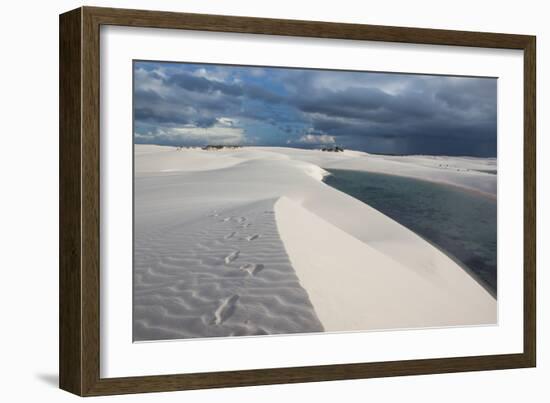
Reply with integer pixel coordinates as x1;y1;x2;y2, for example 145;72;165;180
135;107;189;125
162;71;284;103
242;83;285;104
298;89;434;125
166;72;244;96
133;62;497;156
286;73;496;155
134;67;285;131
134;88;164;103
134;75;243;129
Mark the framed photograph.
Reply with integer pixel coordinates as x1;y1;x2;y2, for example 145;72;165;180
59;6;536;396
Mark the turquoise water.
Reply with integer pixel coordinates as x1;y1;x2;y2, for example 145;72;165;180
323;170;497;295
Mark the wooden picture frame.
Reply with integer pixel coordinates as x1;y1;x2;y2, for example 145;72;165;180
59;6;536;396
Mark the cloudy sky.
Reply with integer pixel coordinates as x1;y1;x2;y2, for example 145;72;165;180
133;61;497;156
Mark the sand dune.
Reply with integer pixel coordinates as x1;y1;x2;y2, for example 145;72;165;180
133;145;497;341
275;197;495;331
134;198;323;341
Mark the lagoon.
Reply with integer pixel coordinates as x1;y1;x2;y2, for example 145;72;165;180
323;169;497;295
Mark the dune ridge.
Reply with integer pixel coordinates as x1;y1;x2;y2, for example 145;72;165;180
275;197;496;331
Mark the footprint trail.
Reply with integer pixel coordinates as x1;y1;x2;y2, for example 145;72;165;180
133;198;323;341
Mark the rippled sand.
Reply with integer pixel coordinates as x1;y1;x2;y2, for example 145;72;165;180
134;198;323;341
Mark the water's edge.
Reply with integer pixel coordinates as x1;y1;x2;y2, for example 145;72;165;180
323;169;497;296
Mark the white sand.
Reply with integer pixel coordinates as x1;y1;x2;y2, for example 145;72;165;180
253;147;497;197
276;197;495;331
134;145;496;340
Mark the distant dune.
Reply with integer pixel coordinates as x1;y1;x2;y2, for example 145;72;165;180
133;145;497;341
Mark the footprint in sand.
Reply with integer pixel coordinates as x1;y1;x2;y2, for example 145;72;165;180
246;234;260;241
213;294;239;325
239;263;264;276
221;217;232;222
224;231;236;240
236;217;247;223
224;250;240;264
